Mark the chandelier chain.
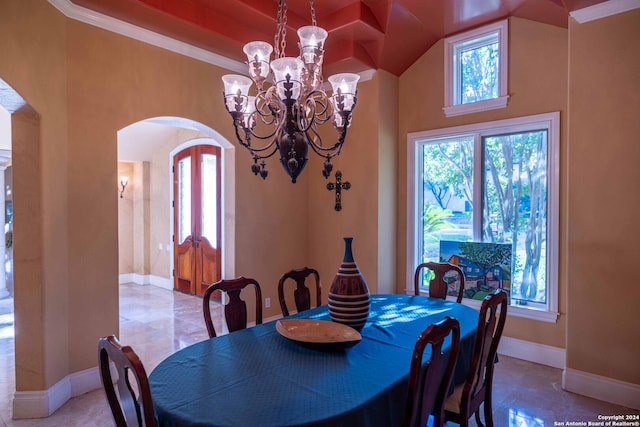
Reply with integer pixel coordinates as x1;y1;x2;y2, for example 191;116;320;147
274;1;280;56
310;0;317;26
274;0;288;58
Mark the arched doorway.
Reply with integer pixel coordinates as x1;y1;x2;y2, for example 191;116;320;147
117;118;236;293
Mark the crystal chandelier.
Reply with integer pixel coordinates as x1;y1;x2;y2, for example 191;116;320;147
221;0;359;183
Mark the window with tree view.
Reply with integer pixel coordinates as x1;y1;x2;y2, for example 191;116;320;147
444;19;508;117
409;113;559;320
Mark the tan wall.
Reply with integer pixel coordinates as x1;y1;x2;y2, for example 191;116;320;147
149;150;170;279
132;161;150;275
377;70;399;294
118;162;135;273
0;1;69;390
567;10;640;384
397;17;569;348
308;71;394;297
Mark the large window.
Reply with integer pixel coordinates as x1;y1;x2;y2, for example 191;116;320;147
407;113;559;322
444;19;509;117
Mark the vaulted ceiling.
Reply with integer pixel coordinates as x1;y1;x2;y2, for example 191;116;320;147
70;0;608;76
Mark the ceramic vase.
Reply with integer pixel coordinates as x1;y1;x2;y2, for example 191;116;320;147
328;237;370;331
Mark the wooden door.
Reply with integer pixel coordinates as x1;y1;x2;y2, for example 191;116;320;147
173;145;222;296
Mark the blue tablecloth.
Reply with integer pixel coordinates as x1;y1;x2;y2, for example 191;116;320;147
149;294;478;427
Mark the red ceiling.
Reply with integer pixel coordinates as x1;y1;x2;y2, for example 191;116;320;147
70;0;608;76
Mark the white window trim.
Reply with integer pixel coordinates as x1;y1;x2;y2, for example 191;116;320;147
444;19;509;117
406;112;560;323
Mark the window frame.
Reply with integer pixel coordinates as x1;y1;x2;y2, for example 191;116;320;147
444;19;509;117
406;112;560;322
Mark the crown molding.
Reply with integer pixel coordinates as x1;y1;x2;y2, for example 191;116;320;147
47;0;247;73
570;0;640;23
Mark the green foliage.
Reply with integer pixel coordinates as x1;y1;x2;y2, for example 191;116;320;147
422;205;455;236
461;42;499;103
422;139;474;208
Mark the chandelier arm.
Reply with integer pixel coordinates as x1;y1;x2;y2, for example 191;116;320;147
310;93;332;122
254;87;285;127
254;105;280;127
295;91;332;134
295;100;315;135
243;119;280;141
305;119;349;158
232;121;281;159
249;143;280;159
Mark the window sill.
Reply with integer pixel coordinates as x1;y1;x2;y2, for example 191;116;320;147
458;297;559;323
412;290;560;323
443;95;509;117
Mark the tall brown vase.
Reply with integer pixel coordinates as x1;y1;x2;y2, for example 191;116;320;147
328;237;370;331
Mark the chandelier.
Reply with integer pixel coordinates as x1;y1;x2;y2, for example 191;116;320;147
221;0;359;183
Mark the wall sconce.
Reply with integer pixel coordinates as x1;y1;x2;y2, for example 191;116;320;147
119;176;128;198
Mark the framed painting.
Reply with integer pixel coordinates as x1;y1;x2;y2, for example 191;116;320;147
439;240;512;301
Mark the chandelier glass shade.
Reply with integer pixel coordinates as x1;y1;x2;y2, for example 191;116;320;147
221;0;359;183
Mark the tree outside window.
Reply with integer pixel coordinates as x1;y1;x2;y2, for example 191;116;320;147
410;113;559;318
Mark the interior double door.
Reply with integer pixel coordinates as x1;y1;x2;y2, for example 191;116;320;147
173;145;221;296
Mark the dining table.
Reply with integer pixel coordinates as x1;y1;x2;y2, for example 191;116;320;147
148;294;479;427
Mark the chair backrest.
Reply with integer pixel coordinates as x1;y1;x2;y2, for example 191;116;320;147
403;316;461;427
459;289;508;417
98;335;156;427
414;262;465;303
203;276;263;338
277;267;322;317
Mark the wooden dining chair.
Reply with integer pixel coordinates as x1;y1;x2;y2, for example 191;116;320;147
277;267;322;317
444;289;508;427
414;262;465;303
98;335;156;427
403;316;461;427
203;276;263;338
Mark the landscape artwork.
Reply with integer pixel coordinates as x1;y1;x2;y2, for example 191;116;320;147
439;240;512;301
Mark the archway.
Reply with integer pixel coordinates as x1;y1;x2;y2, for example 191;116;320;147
116;117;236;291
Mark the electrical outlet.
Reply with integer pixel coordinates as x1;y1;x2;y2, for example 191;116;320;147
265;297;271;308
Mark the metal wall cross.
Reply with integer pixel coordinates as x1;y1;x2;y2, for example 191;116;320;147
326;171;351;211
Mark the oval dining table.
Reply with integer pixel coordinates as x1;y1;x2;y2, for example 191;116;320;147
148;294;479;427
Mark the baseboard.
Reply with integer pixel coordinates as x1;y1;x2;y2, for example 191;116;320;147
264;313;282;323
563;368;640;410
13;366;101;419
119;274;172;290
118;273;134;284
149;275;171;290
498;336;566;369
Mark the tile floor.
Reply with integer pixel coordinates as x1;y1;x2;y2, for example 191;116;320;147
0;283;637;426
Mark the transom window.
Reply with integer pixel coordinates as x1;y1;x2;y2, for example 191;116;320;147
407;113;559;322
444;19;509;117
